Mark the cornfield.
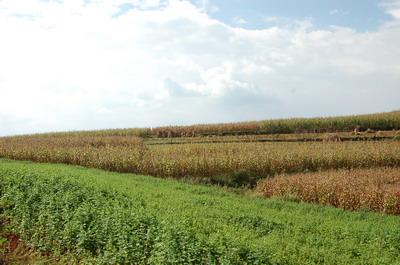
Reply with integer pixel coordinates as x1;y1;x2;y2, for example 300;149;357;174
151;111;400;137
145;130;399;145
257;167;400;214
1;135;399;183
9;111;400;139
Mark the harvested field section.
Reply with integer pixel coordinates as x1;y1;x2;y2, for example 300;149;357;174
257;167;400;214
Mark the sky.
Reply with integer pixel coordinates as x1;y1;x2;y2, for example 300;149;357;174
0;0;400;136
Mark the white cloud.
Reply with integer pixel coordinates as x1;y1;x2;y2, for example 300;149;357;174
233;16;247;25
0;0;399;135
329;9;339;15
381;0;400;19
197;0;218;14
329;9;348;16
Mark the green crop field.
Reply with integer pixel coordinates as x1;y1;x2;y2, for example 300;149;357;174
1;160;400;264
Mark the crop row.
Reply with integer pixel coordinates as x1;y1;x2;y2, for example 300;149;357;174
257;167;400;215
1;136;400;185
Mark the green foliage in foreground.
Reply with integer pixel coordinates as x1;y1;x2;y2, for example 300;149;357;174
1;160;400;264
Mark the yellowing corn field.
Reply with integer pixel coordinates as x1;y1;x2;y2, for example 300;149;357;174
257;167;400;214
14;110;400;138
1;135;400;183
151;110;400;137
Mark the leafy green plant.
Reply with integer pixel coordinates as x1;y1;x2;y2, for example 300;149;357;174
1;160;400;264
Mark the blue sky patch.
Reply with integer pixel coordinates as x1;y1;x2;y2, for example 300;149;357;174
192;0;392;31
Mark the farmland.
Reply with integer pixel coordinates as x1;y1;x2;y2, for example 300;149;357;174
257;167;400;214
1;160;400;264
13;110;400;139
151;110;400;137
1;135;400;184
1;111;400;263
145;130;399;145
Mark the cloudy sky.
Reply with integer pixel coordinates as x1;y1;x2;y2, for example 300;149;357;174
0;0;399;136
